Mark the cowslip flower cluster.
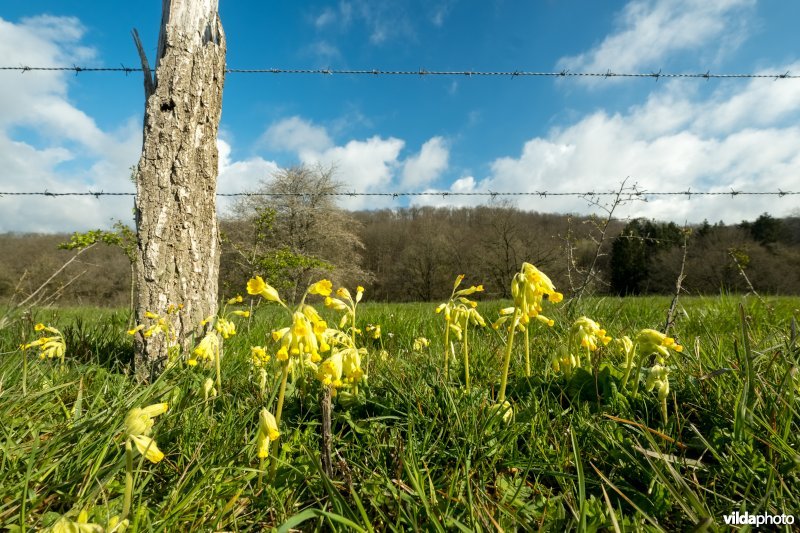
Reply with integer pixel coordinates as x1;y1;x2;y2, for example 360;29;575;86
321;287;368;394
412;337;430;351
123;403;169;463
435;274;485;378
636;329;684;363
190;295;249;367
494;262;564;331
127;304;182;339
247;276;334;479
553;316;613;373
325;286;364;336
256;408;280;459
646;364;671;422
21;323;66;365
495;262;563;403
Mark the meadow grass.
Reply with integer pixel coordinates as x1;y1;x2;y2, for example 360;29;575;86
1;294;798;531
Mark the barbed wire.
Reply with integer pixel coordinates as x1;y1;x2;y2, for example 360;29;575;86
0;65;796;80
0;190;796;199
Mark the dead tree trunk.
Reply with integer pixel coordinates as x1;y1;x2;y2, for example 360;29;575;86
133;0;226;381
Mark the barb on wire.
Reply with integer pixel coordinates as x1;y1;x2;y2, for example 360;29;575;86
0;190;797;199
1;65;798;79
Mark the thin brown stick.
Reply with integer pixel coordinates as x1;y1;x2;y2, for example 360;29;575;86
664;227;690;335
602;413;687;449
320;386;334;478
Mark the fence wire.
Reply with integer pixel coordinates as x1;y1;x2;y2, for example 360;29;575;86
0;65;796;80
0;190;796;199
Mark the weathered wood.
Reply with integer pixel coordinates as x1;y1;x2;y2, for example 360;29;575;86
321;386;334;478
133;0;226;381
131;29;154;99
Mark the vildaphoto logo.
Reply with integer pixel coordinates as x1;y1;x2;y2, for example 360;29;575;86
723;511;795;527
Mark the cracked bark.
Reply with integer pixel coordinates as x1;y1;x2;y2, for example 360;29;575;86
133;0;226;381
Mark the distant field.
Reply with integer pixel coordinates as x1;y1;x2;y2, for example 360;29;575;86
1;294;798;530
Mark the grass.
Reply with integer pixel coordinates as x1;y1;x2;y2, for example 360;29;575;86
1;294;799;531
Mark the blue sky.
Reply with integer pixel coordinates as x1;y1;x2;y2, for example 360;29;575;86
1;0;799;232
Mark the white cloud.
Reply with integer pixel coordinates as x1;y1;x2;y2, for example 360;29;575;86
258;118;457;209
558;0;755;76
261;116;333;157
217;138;281;216
466;70;800;224
313;2;353;29
401;136;450;187
0;15;141;233
301;136;405;209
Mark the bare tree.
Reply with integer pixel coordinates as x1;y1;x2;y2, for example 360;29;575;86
132;0;226;381
226;165;371;302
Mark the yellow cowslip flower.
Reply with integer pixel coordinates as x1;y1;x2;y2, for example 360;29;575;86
570;317;612;352
317;351;344;389
107;515;129;533
551;346;579;373
22;323;66;363
232;310;250;318
190;331;219;366
247;276;282;303
341;347;365;384
636;328;683;363
124;403;168;463
491;306;523;330
646;364;670;400
227;295;244;305
215;317;236;339
366;324;381;339
617;335;634;358
203;378;217;400
488;400;514;425
355;286;365;303
251;346;271;367
50;511;104;533
455;284;484;297
308;279;333;297
256;408;280;459
413;337;430;351
272;309;327;363
325;296;349;311
507;263;564;327
453;274;465;290
336;287;352;300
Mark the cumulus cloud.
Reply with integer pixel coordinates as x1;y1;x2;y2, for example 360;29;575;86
261;116;333;156
401;136;449;188
216;138;280;216
558;0;755;76
463;70;800;224
0;15;141;233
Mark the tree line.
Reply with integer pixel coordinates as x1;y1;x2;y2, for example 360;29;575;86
2;168;799;306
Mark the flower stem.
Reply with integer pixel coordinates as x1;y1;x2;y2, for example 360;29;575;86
524;326;531;377
443;323;451;380
22;350;27;397
660;396;669;424
215;341;223;395
619;351;635;390
498;309;520;403
123;441;134;519
630;356;644;399
463;321;470;392
269;363;290;481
